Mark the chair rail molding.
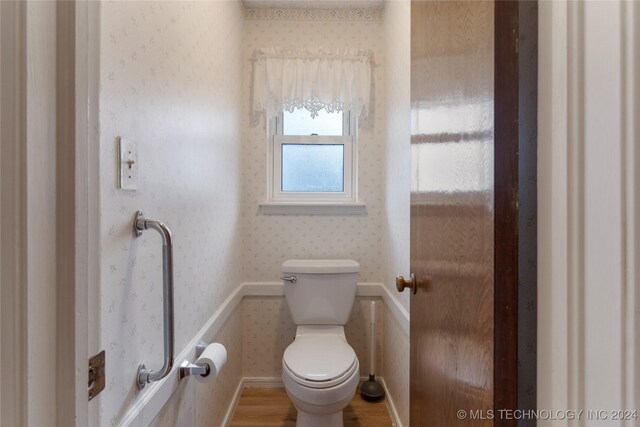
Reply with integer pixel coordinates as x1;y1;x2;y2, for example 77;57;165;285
242;281;409;334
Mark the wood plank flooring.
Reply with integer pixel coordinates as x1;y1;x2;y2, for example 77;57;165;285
228;387;394;427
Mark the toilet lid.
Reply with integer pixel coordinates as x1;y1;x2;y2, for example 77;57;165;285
283;335;357;383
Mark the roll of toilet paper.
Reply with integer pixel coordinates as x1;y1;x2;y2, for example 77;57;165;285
195;343;227;383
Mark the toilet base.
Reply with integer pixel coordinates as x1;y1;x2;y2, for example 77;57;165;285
296;409;343;427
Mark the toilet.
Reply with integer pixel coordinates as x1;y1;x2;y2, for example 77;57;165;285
281;259;360;427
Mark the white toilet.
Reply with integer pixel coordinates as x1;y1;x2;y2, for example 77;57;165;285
281;259;360;427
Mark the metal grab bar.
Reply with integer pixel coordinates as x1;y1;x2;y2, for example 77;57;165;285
134;210;175;390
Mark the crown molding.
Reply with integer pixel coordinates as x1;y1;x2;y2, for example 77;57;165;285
244;8;383;21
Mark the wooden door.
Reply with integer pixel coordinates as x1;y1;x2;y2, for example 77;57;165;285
409;1;496;425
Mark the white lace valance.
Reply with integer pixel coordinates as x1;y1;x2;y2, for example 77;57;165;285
252;46;373;119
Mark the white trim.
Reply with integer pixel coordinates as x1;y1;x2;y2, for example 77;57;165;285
221;379;245;427
220;378;287;427
243;8;384;22
72;1;101;424
378;377;403;427
267;109;360;206
273;135;355;202
241;281;387;297
258;201;367;215
539;0;639;417
242;282;285;296
410;191;491;207
242;281;409;335
118;282;409;425
80;1;101;424
376;285;410;336
242;377;285;388
355;282;387;297
621;0;638;410
57;3;91;423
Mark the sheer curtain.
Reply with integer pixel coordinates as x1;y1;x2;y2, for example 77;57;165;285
252;46;374;119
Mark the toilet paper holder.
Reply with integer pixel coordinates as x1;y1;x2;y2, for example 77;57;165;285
178;341;210;380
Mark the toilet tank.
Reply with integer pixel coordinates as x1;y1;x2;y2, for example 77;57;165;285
282;259;359;325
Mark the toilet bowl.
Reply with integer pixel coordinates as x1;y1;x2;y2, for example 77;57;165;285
280;260;360;427
282;326;360;427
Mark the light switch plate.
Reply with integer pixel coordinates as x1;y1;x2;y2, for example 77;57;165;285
118;137;138;190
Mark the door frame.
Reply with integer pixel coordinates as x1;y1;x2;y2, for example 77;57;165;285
0;2;99;425
538;0;639;417
494;1;538;424
57;1;101;425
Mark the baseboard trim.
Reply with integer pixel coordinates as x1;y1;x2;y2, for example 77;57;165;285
221;379;244;427
378;377;403;427
242;376;285;388
221;377;284;427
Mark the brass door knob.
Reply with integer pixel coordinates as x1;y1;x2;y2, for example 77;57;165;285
396;273;417;294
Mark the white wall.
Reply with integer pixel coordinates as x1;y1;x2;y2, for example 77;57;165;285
98;2;244;425
381;2;411;425
538;1;639;423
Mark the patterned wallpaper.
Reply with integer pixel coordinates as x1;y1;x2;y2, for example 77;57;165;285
239;18;404;422
241;16;386;283
98;2;244;425
242;297;384;378
242;297;296;378
98;3;412;426
239;10;410;426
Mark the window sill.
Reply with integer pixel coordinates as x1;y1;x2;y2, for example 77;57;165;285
258;201;367;216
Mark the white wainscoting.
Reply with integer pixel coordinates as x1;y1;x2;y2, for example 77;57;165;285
378;377;404;427
120;286;245;427
120;282;409;426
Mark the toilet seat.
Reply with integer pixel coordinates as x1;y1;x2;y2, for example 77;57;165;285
283;334;358;389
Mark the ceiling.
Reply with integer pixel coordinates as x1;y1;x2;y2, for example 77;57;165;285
242;0;385;10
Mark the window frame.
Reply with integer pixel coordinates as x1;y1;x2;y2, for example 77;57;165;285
267;110;358;204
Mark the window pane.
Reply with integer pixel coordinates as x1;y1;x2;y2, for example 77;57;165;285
283;109;343;136
281;144;344;192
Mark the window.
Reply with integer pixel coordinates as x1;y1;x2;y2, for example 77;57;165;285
267;108;357;204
